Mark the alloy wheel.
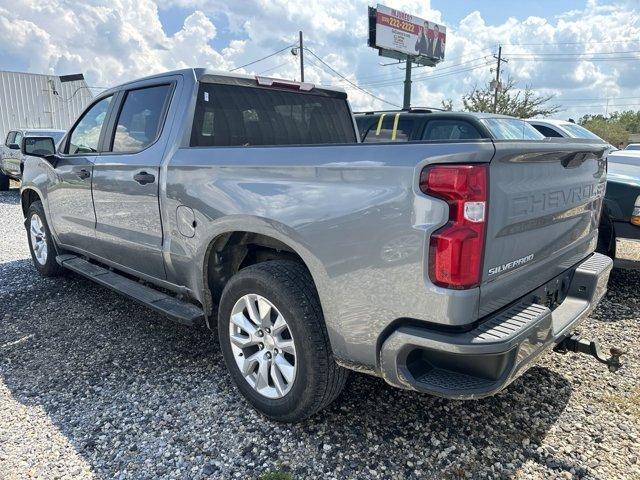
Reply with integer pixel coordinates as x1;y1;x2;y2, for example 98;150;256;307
228;294;297;399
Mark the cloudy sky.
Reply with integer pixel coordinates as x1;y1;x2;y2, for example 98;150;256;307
1;0;639;119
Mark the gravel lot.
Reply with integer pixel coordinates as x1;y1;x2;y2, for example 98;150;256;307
1;184;638;480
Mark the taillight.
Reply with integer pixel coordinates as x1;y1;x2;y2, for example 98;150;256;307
632;195;640;226
420;164;488;289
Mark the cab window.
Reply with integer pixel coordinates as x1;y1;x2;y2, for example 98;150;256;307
422;120;482;141
190;83;356;147
111;84;172;153
66;96;112;154
14;131;23;147
5;131;16;146
361;114;413;143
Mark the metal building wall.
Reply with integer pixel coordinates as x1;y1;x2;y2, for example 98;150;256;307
0;70;95;142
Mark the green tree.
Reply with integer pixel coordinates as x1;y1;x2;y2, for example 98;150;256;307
461;77;561;118
440;99;454;111
579;114;630;145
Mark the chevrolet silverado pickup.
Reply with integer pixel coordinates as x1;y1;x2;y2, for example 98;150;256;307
21;69;613;422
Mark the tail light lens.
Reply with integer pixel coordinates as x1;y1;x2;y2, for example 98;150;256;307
420;164;488;289
631;195;640;226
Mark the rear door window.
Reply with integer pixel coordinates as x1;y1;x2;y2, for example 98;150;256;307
361;114;413;143
190;83;357;147
111;84;172;153
421;120;482;141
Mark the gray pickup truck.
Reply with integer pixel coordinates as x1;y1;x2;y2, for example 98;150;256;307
21;68;614;422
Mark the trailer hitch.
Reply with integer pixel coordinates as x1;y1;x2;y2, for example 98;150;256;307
554;334;625;372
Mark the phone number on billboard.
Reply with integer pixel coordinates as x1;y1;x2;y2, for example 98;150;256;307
379;16;415;34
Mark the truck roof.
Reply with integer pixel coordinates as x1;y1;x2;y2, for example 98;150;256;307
354;109;521;121
101;68;347;96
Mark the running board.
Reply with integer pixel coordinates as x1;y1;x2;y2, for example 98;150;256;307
56;254;205;326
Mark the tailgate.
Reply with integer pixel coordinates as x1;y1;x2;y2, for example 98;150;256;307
479;141;607;317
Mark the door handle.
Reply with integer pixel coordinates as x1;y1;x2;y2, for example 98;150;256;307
77;168;91;180
133;171;156;185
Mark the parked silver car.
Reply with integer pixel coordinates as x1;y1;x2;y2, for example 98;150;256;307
20;69;614;422
0;128;65;189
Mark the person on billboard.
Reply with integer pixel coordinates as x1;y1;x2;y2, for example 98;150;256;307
431;24;445;59
415;21;432;56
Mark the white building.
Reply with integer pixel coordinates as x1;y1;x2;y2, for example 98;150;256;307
0;70;95;142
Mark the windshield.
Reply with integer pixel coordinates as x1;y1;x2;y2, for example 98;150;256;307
482;118;544;140
625;144;640;150
561;123;602;140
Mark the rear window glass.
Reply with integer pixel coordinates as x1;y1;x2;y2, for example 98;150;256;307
5;131;16;145
482;118;544;140
561;123;602;140
361;114;413;143
190;84;357;147
532;124;563;138
422;120;482;141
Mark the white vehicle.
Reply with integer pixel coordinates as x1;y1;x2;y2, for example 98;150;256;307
526;119;605;141
624;143;640;151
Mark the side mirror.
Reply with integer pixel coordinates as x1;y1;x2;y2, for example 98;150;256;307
22;136;56;157
8;143;20;150
22;137;58;167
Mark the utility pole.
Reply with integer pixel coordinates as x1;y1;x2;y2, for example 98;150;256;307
299;31;305;82
492;45;505;114
403;56;412;110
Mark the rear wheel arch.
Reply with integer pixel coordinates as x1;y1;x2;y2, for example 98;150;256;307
202;230;322;319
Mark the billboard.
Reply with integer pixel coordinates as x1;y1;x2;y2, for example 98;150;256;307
368;4;446;65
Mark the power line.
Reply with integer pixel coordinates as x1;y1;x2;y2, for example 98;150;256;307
507;56;640;62
503;39;640;47
257;58;296;75
336;55;494;87
505;49;640;56
230;44;296;72
351;61;495;88
303;48;400;107
560;102;640;109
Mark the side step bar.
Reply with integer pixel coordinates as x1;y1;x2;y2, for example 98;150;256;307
56;254;205;326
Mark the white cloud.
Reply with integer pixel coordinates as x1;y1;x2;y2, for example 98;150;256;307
0;0;639;118
0;0;233;87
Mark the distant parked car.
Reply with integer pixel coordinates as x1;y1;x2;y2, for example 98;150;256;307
597;151;640;258
1;128;65;189
526;119;606;141
624;143;640;151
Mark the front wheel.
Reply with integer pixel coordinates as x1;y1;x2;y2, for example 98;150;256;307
26;201;64;277
218;260;348;422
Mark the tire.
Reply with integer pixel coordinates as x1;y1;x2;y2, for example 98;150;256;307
596;213;616;259
218;260;348;422
26;200;64;277
0;172;9;191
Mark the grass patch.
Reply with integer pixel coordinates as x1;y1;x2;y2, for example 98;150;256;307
259;472;293;480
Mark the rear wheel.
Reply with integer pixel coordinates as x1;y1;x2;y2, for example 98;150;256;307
218;260;348;422
26;201;64;277
0;172;9;191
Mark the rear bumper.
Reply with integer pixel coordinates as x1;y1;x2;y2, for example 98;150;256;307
379;252;612;399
